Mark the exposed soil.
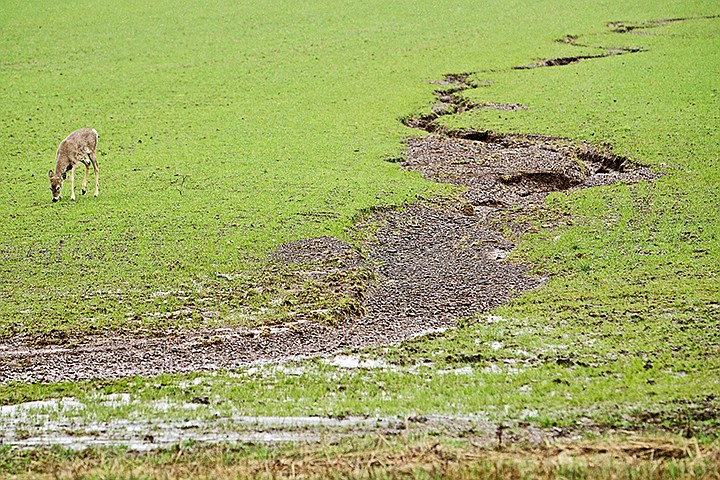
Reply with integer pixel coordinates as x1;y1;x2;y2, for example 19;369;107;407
0;128;656;384
608;15;720;33
513;47;645;70
403;134;653;207
0;201;543;384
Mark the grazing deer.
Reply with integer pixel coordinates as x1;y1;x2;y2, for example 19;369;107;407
48;128;99;202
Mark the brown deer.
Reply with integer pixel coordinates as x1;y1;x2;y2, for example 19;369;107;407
48;128;99;202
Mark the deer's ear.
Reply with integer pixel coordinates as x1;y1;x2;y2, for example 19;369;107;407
48;170;54;179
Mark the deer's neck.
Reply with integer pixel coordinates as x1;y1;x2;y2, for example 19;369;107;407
54;150;71;177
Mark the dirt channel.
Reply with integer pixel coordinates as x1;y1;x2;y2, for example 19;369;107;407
0;115;655;385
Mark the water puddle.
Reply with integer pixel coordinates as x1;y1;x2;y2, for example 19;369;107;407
0;397;85;415
0;395;494;451
321;355;389;369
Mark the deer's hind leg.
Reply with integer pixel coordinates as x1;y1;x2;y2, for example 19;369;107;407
89;151;99;197
81;160;90;195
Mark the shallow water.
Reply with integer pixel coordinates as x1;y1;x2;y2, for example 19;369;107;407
0;395;493;450
322;354;389;369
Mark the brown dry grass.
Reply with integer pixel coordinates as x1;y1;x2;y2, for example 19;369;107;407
5;436;720;480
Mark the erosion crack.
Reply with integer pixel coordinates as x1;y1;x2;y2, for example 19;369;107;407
513;46;645;70
608;15;720;34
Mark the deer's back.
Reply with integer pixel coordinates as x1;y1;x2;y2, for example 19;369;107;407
57;128;97;159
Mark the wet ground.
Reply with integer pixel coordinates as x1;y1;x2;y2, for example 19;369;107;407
0;361;595;451
0;126;656;385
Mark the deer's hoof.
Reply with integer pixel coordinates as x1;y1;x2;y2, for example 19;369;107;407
82;189;86;195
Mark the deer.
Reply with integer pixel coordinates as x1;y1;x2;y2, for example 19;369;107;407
48;128;99;202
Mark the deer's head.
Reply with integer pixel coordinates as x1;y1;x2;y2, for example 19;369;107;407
48;170;64;202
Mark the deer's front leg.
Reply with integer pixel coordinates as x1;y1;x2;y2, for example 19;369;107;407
70;165;76;201
90;151;99;198
82;161;89;195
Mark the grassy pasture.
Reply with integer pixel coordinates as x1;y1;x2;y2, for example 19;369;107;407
0;0;715;336
1;0;720;476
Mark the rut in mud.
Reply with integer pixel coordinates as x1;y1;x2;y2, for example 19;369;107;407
0;124;656;384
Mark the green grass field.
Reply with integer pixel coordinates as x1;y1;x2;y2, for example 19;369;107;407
1;0;719;477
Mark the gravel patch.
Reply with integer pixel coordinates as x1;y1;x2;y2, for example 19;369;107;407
0;130;655;384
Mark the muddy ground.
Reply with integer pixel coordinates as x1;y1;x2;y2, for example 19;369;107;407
0;120;661;451
0;67;662;452
0;119;656;384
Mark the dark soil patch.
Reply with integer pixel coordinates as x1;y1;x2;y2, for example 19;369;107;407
608;15;720;34
0;128;655;384
271;236;363;268
403;133;656;210
479;102;530;111
512;47;645;70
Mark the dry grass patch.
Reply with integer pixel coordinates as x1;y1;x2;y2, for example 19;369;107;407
3;436;719;479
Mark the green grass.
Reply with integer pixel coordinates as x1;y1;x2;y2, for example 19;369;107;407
1;0;720;475
2;0;454;335
442;15;720;427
